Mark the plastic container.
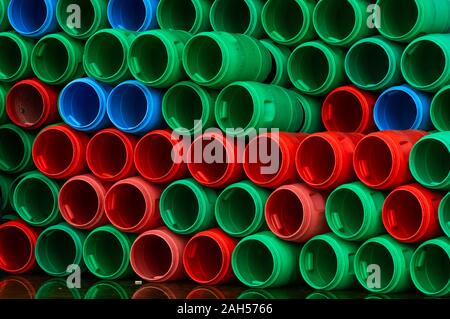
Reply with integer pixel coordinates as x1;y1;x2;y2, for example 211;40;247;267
0;84;9;124
0;220;39;274
56;0;109;39
382;184;442;243
107;80;163;135
261;0;316;46
59;78;112;132
85;281;129;299
156;0;211;34
216;181;270;238
134;129;188;183
288;41;346;96
374;85;432;131
130;227;187;282
0;32;34;82
410;237;450;297
0;124;34;174
261;39;291;87
439;192;450;237
129;30;192;88
32;124;89;180
299;233;359;290
431;85;450;132
210;0;264;38
59;174;109;230
376;0;450;42
313;0;375;47
326;182;386;241
232;231;301;288
291;91;324;133
6;78;59;130
322;86;377;133
107;0;157;31
354;235;414;293
215;82;303;136
187;131;244;189
160;178;217;235
162;81;217;135
83;29;136;84
31;33;84;85
295;132;364;190
13;172;60;227
8;0;59;38
182;32;272;89
104;176;162;233
243;133;306;189
0;174;12;212
83;225;135;279
0;0;10;31
265;183;328;243
409;132;450;190
345;36;404;91
35;223;86;277
354;130;427;190
86;129;137;182
183;228;237;285
401;34;450;92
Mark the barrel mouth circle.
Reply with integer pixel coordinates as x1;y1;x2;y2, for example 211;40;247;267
59;79;106;131
374;87;421;130
157;0;200;33
401;39;447;91
0;277;36;299
59;177;103;229
57;0;99;38
378;0;419;41
288;43;333;95
0;125;29;173
382;188;424;242
183;234;228;285
210;0;253;35
162;82;208;134
0;33;27;81
261;0;308;45
87;130;133;181
84;30;128;83
431;86;450;131
183;34;224;85
108;0;151;32
354;135;394;188
354;240;396;293
0;223;35;273
410;137;450;189
8;0;54;37
83;227;129;279
6;81;46;129
130;232;175;282
216;185;260;237
345;40;392;89
411;241;450;296
296;135;337;188
35;226;83;277
439;193;450;237
313;0;357;45
105;181;149;232
14;174;59;227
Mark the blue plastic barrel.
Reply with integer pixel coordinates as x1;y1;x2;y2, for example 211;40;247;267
107;0;158;32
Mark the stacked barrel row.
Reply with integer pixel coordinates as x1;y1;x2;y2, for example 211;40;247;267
0;0;449;298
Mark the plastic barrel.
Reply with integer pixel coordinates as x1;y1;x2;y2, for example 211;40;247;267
431;85;450;132
0;84;9;124
0;124;34;174
291;91;324;133
0;173;12;212
439;192;450;237
0;32;34;82
107;0;158;32
0;0;10;31
261;39;291;87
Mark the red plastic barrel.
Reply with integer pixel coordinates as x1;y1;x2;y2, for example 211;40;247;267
86;128;137;182
105;176;162;233
134;130;189;184
187;131;244;189
130;227;187;282
32;124;89;179
6;78;59;130
354;130;427;189
183;228;237;285
243;132;307;189
265;184;329;242
322;85;377;133
59;174;110;230
295;132;364;190
382;184;442;243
